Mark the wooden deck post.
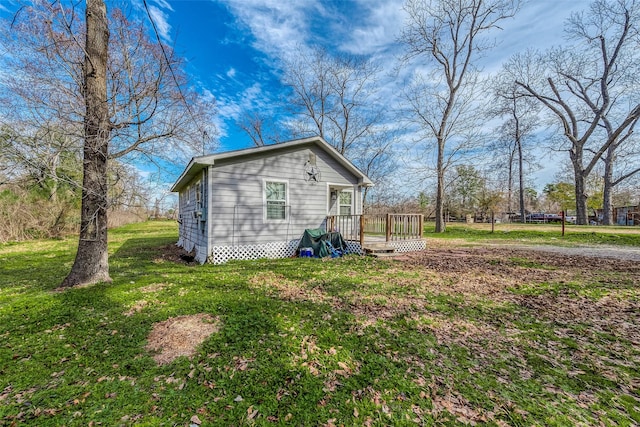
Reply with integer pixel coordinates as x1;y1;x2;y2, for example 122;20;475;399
359;215;365;247
419;214;424;238
386;214;391;242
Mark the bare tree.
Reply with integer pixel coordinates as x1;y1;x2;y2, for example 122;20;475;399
281;46;396;203
489;70;541;222
236;109;286;147
398;0;520;232
237;111;269;147
603;135;640;212
514;0;640;225
0;125;84;241
1;1;216;287
600;111;640;224
0;125;80;201
282;47;381;152
60;0;112;286
349;127;398;205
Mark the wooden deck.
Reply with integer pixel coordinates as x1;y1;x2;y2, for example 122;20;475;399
326;214;424;244
326;214;426;255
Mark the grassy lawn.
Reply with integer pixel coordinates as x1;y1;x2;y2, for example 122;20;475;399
424;221;640;247
1;221;639;426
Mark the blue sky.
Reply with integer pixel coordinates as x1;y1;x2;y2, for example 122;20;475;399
144;0;586;191
147;0;584;147
0;0;590;198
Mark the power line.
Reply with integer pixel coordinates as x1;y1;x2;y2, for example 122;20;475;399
141;0;210;153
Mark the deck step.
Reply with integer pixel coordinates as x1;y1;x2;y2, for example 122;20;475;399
363;243;396;254
368;251;400;259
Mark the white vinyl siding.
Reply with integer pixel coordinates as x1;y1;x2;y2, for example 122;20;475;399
177;173;208;262
194;181;201;209
265;181;287;220
207;145;361;246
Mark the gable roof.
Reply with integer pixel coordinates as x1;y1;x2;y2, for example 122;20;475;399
170;136;373;192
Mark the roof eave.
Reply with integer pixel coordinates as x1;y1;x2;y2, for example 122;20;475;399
170;136;374;191
170;159;211;192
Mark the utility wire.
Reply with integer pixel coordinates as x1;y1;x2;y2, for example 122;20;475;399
141;0;209;153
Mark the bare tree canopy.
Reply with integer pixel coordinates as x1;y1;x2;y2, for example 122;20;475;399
280;46;397;203
399;0;520;232
282;47;381;153
0;0;217;287
489;65;541;222
1;1;217;166
513;0;640;224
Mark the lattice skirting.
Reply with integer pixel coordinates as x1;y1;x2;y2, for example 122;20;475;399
344;241;365;255
388;239;427;252
208;239;369;264
209;240;300;264
343;239;426;255
185;238;425;264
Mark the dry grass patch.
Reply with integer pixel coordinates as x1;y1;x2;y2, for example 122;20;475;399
123;300;149;317
248;271;340;305
122;284;172;316
139;282;171;293
145;313;220;365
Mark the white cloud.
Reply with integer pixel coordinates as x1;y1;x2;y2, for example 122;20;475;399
222;0;405;63
147;5;172;41
209;0;585;186
130;0;172;41
213;82;268;140
339;0;405;56
223;0;325;60
217;83;264;120
480;1;586;73
152;0;174;12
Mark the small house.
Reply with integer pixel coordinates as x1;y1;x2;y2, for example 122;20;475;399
170;137;374;263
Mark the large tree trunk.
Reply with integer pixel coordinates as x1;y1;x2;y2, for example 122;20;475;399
569;145;590;225
574;169;589;225
61;0;111;287
434;138;446;232
602;152;614;226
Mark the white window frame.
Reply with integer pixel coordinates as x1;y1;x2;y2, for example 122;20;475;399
263;179;289;222
338;190;353;216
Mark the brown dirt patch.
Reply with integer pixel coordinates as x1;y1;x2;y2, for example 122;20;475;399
394;247;640;346
153;244;197;265
393;247;640;302
248;271;340;306
395;246;640;273
145;314;220;365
